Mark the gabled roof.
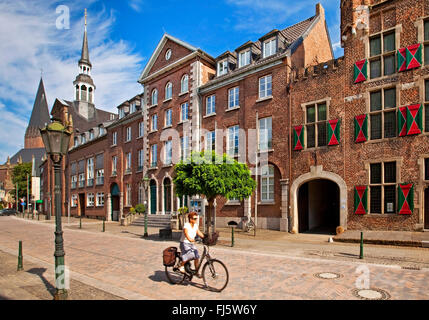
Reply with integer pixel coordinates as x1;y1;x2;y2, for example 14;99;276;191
138;34;199;82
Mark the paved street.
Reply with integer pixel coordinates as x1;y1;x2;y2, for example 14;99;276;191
0;216;428;300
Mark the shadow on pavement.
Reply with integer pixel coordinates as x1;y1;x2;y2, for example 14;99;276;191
148;271;213;292
27;268;55;298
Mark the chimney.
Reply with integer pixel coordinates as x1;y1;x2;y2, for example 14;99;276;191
316;3;325;19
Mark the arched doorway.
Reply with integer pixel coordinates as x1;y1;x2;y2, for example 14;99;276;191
111;183;120;221
150;180;157;215
298;179;339;233
164;177;172;214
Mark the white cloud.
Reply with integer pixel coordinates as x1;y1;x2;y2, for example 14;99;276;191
129;0;144;13
0;0;144;163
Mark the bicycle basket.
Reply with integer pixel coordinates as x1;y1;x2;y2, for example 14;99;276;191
162;247;177;266
203;231;219;246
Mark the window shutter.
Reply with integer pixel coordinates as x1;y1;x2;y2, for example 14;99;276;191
397;48;407;72
353;59;368;83
406;43;422;70
354;186;368;214
406;104;422;135
327;119;340;146
397;107;407;137
293;125;304;151
354;114;368;143
398;183;414;215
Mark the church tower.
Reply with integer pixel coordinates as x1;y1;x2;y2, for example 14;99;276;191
24;77;51;149
73;9;96;120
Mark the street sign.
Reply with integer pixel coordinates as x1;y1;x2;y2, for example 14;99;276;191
36;200;43;204
21;202;26;206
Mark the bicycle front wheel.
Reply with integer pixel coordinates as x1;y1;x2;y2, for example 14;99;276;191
202;259;229;292
165;264;186;285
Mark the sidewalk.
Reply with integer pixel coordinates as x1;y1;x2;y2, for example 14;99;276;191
334;230;429;248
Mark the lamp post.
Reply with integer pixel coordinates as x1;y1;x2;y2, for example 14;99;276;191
142;176;150;238
40;120;71;300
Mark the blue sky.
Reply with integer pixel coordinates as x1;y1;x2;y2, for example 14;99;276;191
0;0;343;164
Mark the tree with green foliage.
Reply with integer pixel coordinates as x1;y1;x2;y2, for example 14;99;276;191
135;203;146;214
174;151;256;240
9;162;32;209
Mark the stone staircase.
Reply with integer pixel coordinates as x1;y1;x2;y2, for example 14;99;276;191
131;214;171;229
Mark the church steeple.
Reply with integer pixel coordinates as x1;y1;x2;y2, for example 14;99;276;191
73;9;96;120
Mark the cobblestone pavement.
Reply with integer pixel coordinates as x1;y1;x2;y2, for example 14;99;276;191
0;216;428;300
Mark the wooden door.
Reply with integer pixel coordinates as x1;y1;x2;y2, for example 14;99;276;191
425;188;429;229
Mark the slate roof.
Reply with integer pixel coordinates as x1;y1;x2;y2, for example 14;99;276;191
25;78;50;137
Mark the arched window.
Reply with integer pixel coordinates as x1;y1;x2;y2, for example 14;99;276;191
75;85;80;100
181;74;189;93
81;85;87;102
165;82;172;100
88;87;93;103
260;165;275;202
151;89;158;105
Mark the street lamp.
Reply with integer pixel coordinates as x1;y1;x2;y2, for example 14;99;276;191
40;120;71;300
142;176;150;238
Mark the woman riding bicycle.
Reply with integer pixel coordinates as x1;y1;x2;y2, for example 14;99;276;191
179;211;205;275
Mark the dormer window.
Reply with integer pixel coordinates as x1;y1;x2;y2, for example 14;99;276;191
263;38;277;58
165;82;173;100
217;60;228;76
81;134;86;144
239;50;251;68
151;89;158;105
89;130;94;140
99;126;106;135
74;137;79;147
130;102;136;113
119;108;125;119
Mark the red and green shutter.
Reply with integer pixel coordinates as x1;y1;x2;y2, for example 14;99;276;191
398;107;408;137
354;186;368;215
354;114;368;143
397;48;407;72
406;43;422;70
406;104;422;136
327;119;341;146
353;59;368;84
398;183;414;215
293;125;304;151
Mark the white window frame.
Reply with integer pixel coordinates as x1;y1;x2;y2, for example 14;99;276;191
138;149;144;170
151;114;158;131
71;194;78;207
138;121;144;137
181;74;189;93
112;132;117;146
217;60;228;76
151;144;157;167
87;193;95;207
126;152;132;172
165;82;172;100
119;108;125;119
165;140;172;165
138;182;144;204
165;109;172;127
126;184;132;207
259;117;272;151
228;87;239;109
261;165;275;202
206;95;216;115
130;102;136;113
181;136;189;161
112;156;117;175
239;50;251;68
126;126;132;142
96;193;104;207
259;75;272;99
206;131;216;152
181;102;189;122
227;125;239;157
263;38;276;58
87;157;94;181
151;89;158;105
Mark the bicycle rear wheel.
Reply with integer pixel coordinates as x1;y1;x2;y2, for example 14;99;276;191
202;259;229;292
165;261;186;285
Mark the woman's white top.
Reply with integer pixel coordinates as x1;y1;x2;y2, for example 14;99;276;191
180;222;199;243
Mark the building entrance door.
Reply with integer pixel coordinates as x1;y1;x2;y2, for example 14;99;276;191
78;194;85;217
424;188;429;229
150;180;157;215
110;183;120;221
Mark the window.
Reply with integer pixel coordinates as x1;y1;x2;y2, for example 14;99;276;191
165;82;172;100
206;131;216;153
165;109;172;127
228;87;239;109
71;175;77;189
78;173;85;188
138;182;144;205
369;162;397;214
99;126;106;135
181;75;189;93
151;114;158;131
181;136;189;161
369;31;396;78
126;127;131;142
239;50;251;68
369;87;396;140
126;184;132;206
138;121;144;137
89;130;94;140
81;134;86;144
217;60;228;76
130;102;136;113
259;117;272;151
425;20;429;66
165;140;172;165
151;144;157;167
306;102;327;148
96;193;104;207
263;38;276;58
71;194;78;207
87;193;94;207
112;156;117;175
119;108;125;119
126;152;132;172
74;137;78;147
96;169;104;185
151;89;158;105
87;158;94;187
425;80;429;132
181;103;189;122
165;49;172;60
138;149;144;171
259;75;272;99
206;95;216;115
261;165;275;202
227;125;239;157
112;132;117;146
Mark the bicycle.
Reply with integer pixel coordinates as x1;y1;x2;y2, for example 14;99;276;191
164;238;229;292
244;217;255;233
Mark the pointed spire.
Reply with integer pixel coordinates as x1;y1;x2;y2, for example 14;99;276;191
26;78;50;132
79;8;91;67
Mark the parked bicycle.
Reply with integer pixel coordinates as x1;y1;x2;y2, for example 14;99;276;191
164;236;229;292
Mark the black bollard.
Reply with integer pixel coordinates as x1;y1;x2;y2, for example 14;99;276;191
17;241;23;271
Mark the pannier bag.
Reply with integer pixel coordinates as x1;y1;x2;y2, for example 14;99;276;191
163;247;177;266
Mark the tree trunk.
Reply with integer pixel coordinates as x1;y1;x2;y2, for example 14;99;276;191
207;198;215;240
